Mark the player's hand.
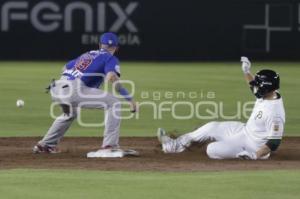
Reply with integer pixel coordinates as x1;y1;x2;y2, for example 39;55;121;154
236;151;257;160
130;101;138;113
240;56;251;74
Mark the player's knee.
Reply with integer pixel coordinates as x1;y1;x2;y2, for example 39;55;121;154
57;103;77;120
57;112;77;121
206;143;222;159
111;98;121;109
205;121;219;129
107;95;120;106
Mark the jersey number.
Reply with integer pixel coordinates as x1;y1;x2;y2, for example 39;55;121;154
255;111;263;120
75;54;93;72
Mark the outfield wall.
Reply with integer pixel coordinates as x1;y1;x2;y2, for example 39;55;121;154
0;0;299;61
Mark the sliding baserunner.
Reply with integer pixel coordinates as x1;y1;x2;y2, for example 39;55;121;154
157;57;285;160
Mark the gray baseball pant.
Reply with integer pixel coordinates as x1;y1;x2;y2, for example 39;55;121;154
38;78;121;148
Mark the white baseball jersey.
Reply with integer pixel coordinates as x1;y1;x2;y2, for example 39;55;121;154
245;95;285;144
169;94;285;159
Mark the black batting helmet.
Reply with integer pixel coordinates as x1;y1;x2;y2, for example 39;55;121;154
249;69;280;98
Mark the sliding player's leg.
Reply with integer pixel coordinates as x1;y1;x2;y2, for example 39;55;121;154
206;132;257;159
159;121;244;153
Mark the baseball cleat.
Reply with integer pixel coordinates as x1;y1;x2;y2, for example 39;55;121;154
157;128;167;143
157;128;182;153
33;144;60;154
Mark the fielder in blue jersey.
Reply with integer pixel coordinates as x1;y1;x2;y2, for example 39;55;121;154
33;32;138;156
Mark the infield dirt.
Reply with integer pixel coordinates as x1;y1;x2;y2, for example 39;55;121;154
0;137;300;171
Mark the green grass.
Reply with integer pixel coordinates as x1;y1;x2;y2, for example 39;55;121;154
1;63;299;199
0;61;299;136
0;169;299;199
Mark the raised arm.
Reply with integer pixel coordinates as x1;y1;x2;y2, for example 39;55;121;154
106;71;138;113
240;56;254;83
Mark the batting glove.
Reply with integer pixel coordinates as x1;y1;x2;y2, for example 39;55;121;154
236;151;257;160
240;56;251;74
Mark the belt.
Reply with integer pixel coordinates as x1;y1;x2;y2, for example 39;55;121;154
62;73;76;80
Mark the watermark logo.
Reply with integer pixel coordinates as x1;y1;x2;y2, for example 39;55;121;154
48;75;255;127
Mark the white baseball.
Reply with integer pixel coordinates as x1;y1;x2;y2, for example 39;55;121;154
16;99;25;108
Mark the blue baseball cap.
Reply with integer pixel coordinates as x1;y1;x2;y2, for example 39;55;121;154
100;32;119;47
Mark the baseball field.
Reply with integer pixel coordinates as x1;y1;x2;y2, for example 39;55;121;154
1;62;300;199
